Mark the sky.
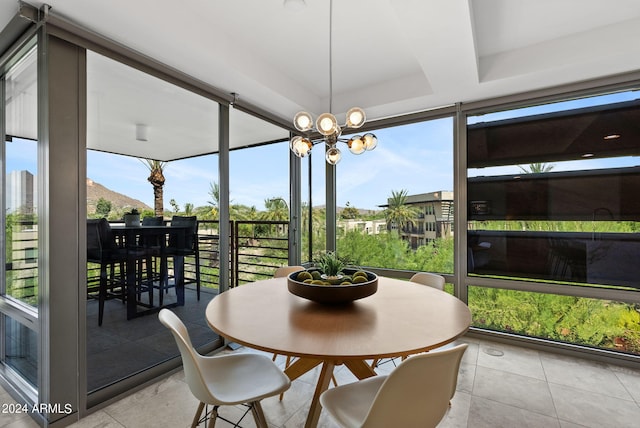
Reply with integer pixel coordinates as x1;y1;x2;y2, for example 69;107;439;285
81;116;456;212
7;90;640;213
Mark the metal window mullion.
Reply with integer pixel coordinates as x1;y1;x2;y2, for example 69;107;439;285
218;104;230;293
289;132;301;266
0;73;5;365
36;23;48;413
325;147;336;252
468;276;640;305
1;71;6;299
454;103;468;303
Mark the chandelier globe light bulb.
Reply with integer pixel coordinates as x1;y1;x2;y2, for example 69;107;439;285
363;133;378;151
294;111;314;132
348;135;366;154
346;107;366;128
325;146;342;164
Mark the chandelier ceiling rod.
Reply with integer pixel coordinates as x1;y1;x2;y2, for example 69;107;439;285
329;0;333;114
288;0;378;164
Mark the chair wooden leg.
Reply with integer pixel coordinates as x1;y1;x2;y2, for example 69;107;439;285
191;402;205;428
207;405;218;428
250;402;268;428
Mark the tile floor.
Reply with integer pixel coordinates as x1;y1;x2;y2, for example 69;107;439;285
2;337;640;428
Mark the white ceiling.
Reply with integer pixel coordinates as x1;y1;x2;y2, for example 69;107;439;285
2;0;640;160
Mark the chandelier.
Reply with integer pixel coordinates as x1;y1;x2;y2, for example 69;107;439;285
288;0;378;165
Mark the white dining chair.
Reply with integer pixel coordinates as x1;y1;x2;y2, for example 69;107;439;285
273;265;304;278
409;271;445;290
158;309;291;427
321;343;468;428
372;271;447;369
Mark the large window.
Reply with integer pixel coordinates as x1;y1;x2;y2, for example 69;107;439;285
466;91;640;355
334;117;455;274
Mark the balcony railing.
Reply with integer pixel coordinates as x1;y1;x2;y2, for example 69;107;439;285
85;219;290;294
233;220;289;287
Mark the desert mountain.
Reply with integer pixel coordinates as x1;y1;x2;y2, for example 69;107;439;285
86;178;152;215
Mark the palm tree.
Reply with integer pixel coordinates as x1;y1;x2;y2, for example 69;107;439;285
208;181;221;219
384;189;419;231
234;204;257;221
519;163;554;173
261;197;289;237
141;159;167;217
261;197;289;221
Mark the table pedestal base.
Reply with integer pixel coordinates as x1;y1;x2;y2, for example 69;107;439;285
285;357;377;428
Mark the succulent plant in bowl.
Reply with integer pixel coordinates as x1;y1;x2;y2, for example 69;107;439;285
314;251;347;279
287;253;378;303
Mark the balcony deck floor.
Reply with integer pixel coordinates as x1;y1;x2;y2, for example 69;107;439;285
3;336;640;427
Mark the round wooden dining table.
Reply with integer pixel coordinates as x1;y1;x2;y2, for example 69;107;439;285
205;276;471;428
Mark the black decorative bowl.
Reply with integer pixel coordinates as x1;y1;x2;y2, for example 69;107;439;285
287;268;378;304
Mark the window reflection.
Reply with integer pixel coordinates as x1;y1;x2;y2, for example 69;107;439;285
4;45;38;306
4;315;38;387
1;39;39;394
467;94;640;290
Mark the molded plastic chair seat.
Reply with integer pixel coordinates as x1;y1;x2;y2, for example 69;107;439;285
372;271;447;368
320;344;468;428
158;309;290;427
409;271;445;290
273;265;304;278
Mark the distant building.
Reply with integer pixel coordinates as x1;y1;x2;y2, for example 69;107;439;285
382;191;454;250
338;218;387;236
7;170;36;214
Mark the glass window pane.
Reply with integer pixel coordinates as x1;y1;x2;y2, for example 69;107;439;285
4;315;38;387
230;142;290;283
469;286;640;355
335;118;454;274
86;51;222;393
467;92;640;290
4;45;38;306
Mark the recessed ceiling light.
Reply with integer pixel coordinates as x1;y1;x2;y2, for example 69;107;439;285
136;124;148;142
284;0;306;10
582;153;594;158
603;134;621;140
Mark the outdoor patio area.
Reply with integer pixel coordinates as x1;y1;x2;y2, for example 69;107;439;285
4;337;640;428
86;285;219;392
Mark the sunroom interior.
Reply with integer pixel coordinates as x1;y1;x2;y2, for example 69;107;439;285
1;1;640;427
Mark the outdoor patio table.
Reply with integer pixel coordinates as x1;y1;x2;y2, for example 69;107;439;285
205;276;471;428
111;224;190;319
